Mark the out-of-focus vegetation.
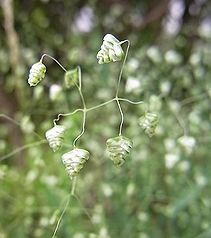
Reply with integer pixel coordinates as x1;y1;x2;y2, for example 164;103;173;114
1;0;211;237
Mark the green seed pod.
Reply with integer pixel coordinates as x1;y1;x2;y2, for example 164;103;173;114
106;136;133;167
139;112;159;137
28;61;46;86
64;68;78;89
61;148;90;179
45;125;65;152
97;34;124;64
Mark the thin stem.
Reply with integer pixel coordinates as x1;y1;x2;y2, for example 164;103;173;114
86;98;116;112
71;177;77;195
77;66;82;90
115;40;130;136
72;193;93;222
116;98;124;136
73;109;86;147
118;98;144;105
51;193;71;238
51;176;77;238
166;99;187;136
76;85;86;109
53;97;143;127
40;54;67;72
180;90;211;107
115;40;130;97
174;111;188;136
0;140;46;162
119;40;128;45
53;108;84;125
53;96;143;126
72;76;87;147
0;114;43;140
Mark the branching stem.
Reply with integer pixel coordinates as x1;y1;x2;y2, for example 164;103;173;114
53;97;143;143
54;98;143;122
51;193;71;238
115;40;130;135
72;70;87;147
71;177;77;195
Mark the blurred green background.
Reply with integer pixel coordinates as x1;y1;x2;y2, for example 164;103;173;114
0;0;211;237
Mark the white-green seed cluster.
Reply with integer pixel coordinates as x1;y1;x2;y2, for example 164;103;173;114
64;68;78;89
61;148;90;179
28;61;46;86
45;125;65;152
97;34;124;64
139;112;159;137
106;136;133;167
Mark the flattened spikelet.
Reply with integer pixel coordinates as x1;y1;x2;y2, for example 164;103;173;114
45;125;65;152
139;112;159;137
61;148;90;179
28;61;46;86
97;34;124;64
106;136;133;167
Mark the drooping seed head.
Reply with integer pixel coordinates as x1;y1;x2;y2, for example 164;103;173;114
106;136;133;167
28;61;46;87
139;112;159;137
61;148;90;179
97;34;124;64
45;125;65;152
64;68;78;89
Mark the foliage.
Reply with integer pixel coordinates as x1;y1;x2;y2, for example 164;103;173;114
0;0;211;238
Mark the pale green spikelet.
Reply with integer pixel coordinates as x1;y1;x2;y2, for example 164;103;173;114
64;68;78;89
106;136;133;167
97;34;124;64
61;148;90;179
139;112;159;137
45;125;65;152
28;61;46;86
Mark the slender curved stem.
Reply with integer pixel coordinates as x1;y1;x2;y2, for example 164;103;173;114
115;40;130;135
77;66;82;90
76;85;86;110
119;40;128;45
0;140;46;162
40;54;67;72
166;98;187;136
71;177;77;195
0;114;43;140
72;76;87;147
115;40;130;97
53;97;143;125
173;110;188;136
73;109;86;147
72;193;93;221
116;99;124;136
86;98;116;112
51;176;93;237
180;89;211;107
51;193;71;238
53;108;84;125
51;175;77;238
118;98;144;105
